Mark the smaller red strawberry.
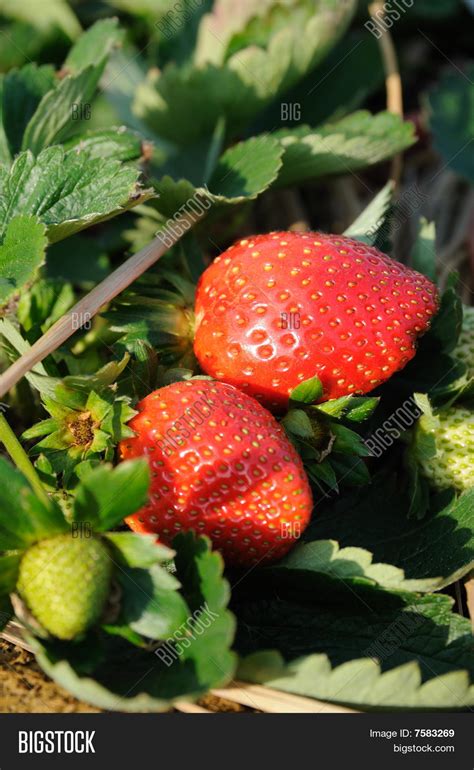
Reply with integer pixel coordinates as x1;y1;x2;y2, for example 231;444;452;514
119;380;313;567
193;231;439;410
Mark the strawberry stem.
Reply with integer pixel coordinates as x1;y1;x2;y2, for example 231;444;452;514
0;412;50;507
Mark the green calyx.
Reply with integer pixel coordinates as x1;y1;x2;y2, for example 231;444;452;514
105;270;197;368
22;356;136;486
413;402;474;493
282;379;379;493
17;533;113;641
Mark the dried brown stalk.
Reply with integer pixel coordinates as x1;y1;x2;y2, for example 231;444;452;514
368;1;404;188
0;211;204;400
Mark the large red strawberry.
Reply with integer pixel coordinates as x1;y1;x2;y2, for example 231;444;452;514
193;232;439;410
119;380;312;567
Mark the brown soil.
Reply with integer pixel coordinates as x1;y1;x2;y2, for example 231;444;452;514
0;640;249;713
0;640;99;713
198;693;249;712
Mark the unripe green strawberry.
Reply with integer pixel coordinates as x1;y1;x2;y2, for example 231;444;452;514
454;305;474;378
17;534;113;640
415;405;474;492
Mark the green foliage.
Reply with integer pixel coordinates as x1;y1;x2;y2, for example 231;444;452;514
64;18;124;73
306;473;474;588
272;539;441;593
135;0;357;145
153;135;284;215
21;356;138;486
411;218;437;281
256;29;385;130
0;217;47;309
289;376;323;404
0;147;153;244
0;457;68;550
239;650;474;710
72;460;150;531
283;387;378;495
274;112;415;188
17;277;75;338
0;3;471;714
428;64;474;184
344;182;394;245
0;0;81;40
0;457;235;710
234;589;474;693
27;533;236;711
0;20;125;163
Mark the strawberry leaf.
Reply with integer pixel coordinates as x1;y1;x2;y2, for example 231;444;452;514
0;216;47;309
343;397;380;422
135;0;356;145
0;552;21;594
0;457;68;550
63;127;144;162
172;531;236;684
256;29;384;130
343;181;394;246
281;408;314;439
422;275;463;355
1;64;56;159
330;423;371;457
104;532;174;568
307;459;338;489
0;20;125;161
209;135;283;201
234;590;474;686
269;539;441;593
239;650;474;710
63;17;124;74
108;563;190;640
330;453;370;486
60;355;132;393
0;80;9;165
17;277;75;337
194;0;298;66
0;0;81;41
411;218;437;281
0;319;54;397
307;473;474;589
196;0;356;71
18;19;124;155
0;146;154;244
153;135;284;216
21;67;105;155
72;460;150;532
273;112;416;188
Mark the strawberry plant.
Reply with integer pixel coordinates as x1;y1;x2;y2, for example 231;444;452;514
0;456;235;708
0;1;473;714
